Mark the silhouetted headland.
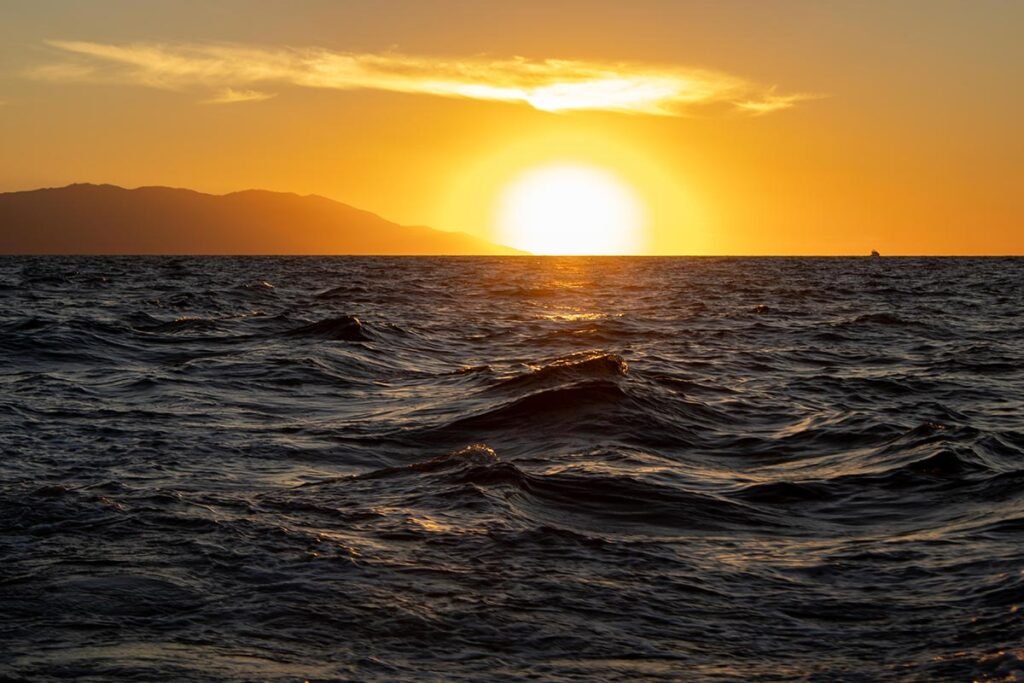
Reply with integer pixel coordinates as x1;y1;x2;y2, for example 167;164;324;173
0;184;525;255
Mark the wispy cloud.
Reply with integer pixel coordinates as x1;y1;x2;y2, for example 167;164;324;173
733;88;818;115
30;40;816;116
27;61;97;82
203;88;276;104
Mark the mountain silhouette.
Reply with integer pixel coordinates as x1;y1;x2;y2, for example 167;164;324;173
0;184;525;255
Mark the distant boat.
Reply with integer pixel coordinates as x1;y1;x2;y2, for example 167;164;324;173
870;250;881;257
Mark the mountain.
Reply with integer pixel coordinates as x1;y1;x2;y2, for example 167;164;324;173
0;184;525;255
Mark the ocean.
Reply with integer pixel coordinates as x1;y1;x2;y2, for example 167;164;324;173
1;256;1022;681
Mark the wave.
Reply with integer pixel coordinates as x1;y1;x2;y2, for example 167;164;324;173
133;316;224;335
734;422;1024;511
315;284;371;298
292;443;776;533
282;315;372;341
734;450;990;506
235;280;275;292
441;380;629;432
491;352;628;392
1;316;55;334
840;312;928;328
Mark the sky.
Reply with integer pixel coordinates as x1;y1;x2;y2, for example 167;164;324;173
1;0;1022;254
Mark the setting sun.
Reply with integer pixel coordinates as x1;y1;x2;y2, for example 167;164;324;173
496;163;645;255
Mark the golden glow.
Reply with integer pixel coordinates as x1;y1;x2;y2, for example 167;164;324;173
496;164;644;255
439;127;709;255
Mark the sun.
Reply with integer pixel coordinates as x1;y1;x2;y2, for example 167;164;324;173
496;163;646;255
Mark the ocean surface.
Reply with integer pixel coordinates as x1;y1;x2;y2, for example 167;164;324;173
1;256;1022;682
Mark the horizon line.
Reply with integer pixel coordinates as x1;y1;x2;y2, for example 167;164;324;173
1;253;1020;258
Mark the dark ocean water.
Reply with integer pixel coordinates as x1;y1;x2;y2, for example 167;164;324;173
1;256;1023;682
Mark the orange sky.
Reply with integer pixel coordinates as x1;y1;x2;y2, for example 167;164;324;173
1;0;1021;254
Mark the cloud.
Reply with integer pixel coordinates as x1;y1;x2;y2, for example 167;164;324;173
733;89;821;115
203;88;276;104
31;40;814;116
26;62;97;82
